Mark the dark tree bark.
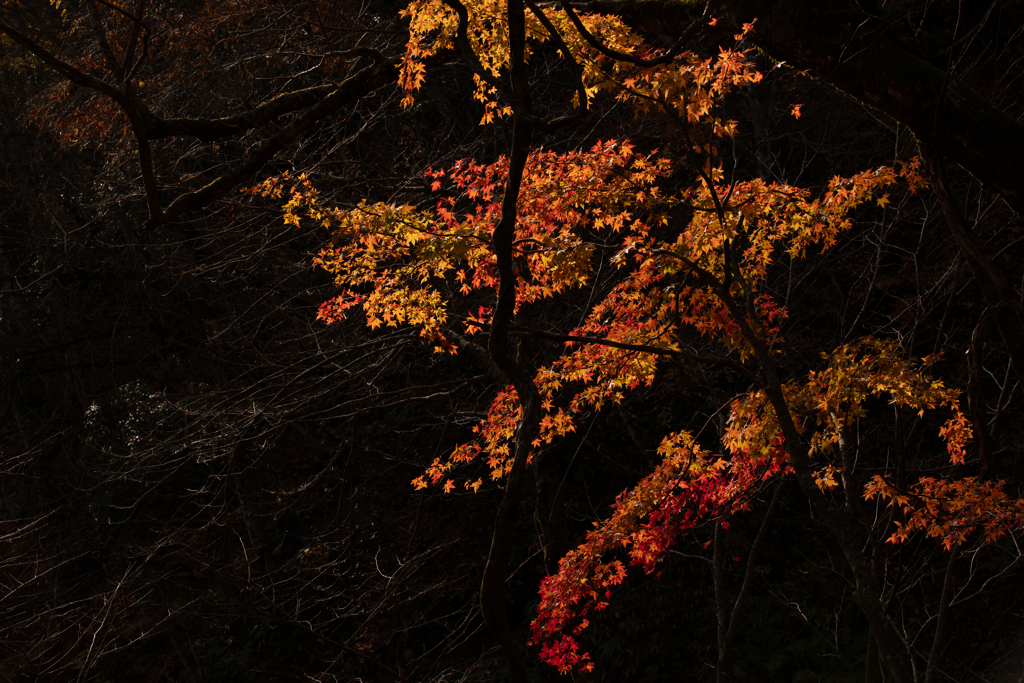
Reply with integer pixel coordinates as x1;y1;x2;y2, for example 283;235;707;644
476;2;539;681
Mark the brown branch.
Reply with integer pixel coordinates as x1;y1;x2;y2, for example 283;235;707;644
924;542;960;683
440;0;586;132
444;328;508;389
2;16;398;223
720;478;785;674
114;0;149;83
89;0;150;83
0;18;167;219
125;108;164;221
438;0;508;98
968;305;1000;475
524;0;588;119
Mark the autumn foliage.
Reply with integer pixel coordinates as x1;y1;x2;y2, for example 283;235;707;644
251;0;1024;678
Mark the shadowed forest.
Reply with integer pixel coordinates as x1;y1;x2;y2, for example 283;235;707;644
2;1;1024;681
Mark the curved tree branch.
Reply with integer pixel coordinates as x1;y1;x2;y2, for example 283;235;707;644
562;0;708;66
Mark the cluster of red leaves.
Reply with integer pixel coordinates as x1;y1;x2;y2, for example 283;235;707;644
529;430;789;673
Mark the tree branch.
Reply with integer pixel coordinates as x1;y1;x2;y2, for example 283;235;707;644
144;54;383;142
561;0;708;66
157;59;399;224
506;324;761;385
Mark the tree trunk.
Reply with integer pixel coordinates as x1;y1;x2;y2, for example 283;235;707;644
477;4;538;681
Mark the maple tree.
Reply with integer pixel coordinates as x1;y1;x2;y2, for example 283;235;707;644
261;2;1024;682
